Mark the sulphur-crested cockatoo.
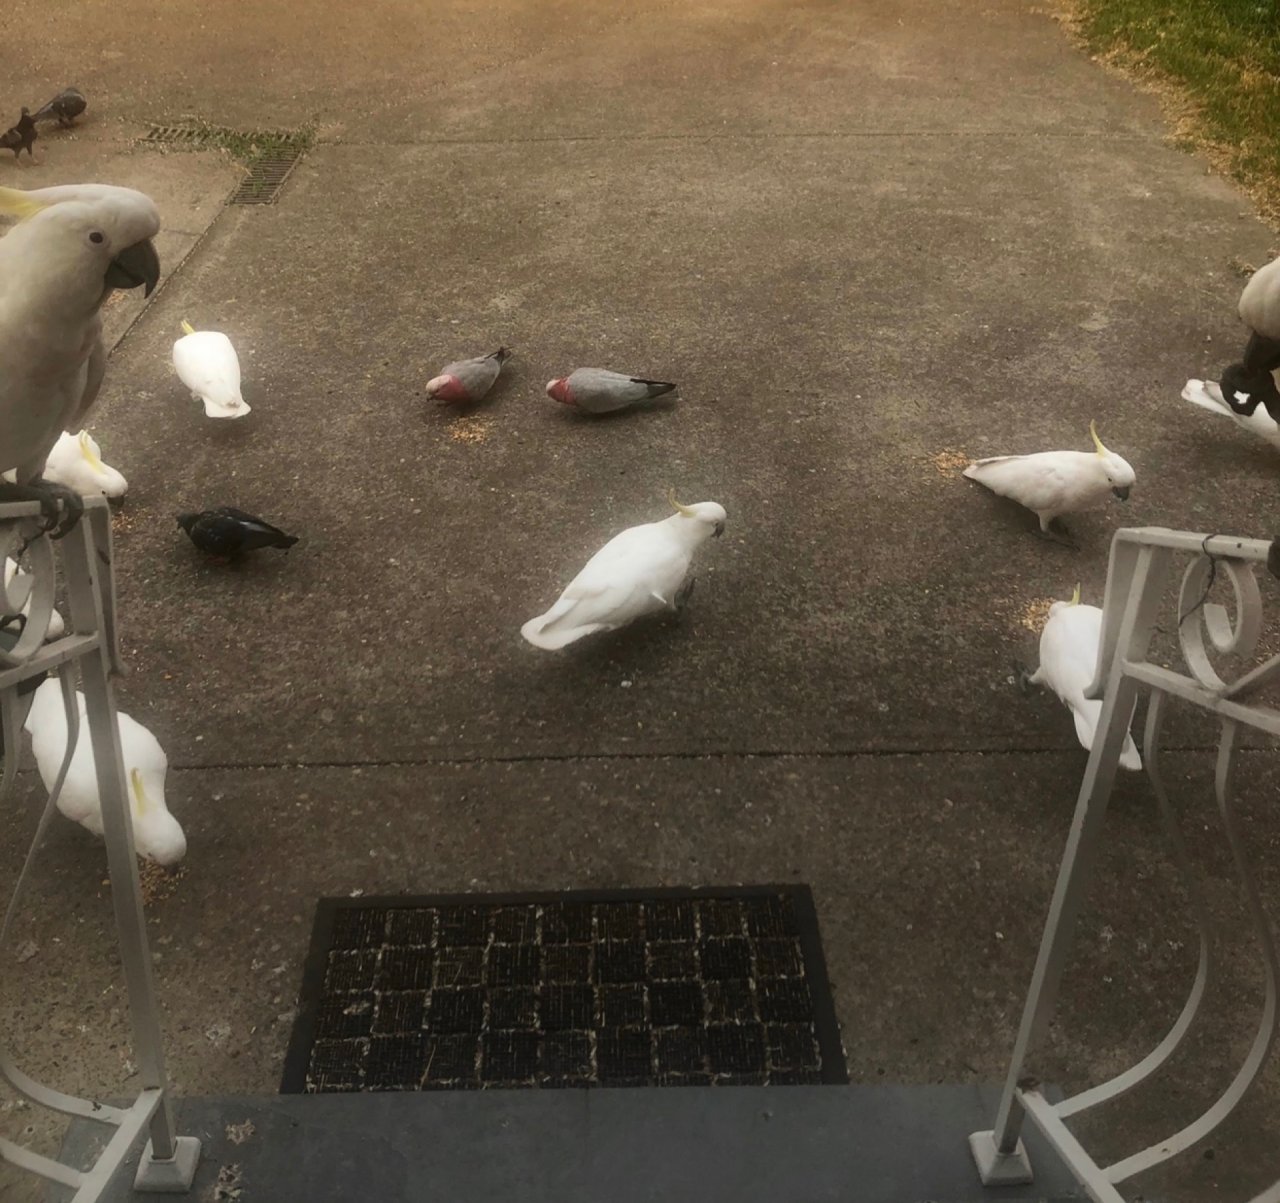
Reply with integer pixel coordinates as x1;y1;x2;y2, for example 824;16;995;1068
1027;585;1141;771
522;492;726;649
0;184;159;532
172;320;251;419
3;557;65;640
42;429;128;498
23;677;186;865
963;421;1135;542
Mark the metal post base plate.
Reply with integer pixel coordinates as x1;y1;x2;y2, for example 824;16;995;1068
969;1130;1034;1185
134;1136;201;1193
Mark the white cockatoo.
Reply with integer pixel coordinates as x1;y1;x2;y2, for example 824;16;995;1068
172;320;251;419
1182;377;1280;452
521;493;726;649
0;183;159;531
3;557;65;640
963;422;1135;541
1027;585;1141;771
23;677;187;865
42;429;128;498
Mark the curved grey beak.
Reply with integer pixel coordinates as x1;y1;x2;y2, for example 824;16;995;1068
104;237;161;297
713;521;725;538
1112;486;1130;501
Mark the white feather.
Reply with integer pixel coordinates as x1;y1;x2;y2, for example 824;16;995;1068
522;502;726;650
23;678;187;865
3;557;65;639
1030;600;1141;771
1181;378;1280;451
963;446;1135;531
42;430;128;498
173;329;251;419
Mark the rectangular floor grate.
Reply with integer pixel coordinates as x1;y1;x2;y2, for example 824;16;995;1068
281;886;847;1093
142;124;307;204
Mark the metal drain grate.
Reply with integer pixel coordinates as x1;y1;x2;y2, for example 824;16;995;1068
229;151;303;205
281;886;848;1093
142;124;309;205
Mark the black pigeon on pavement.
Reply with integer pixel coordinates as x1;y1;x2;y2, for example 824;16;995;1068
0;108;37;160
177;507;299;558
33;88;87;128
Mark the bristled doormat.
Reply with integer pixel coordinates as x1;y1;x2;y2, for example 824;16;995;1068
281;886;847;1092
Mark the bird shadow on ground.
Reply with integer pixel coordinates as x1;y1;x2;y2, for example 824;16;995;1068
522;611;696;675
551;396;682;424
962;485;1085;550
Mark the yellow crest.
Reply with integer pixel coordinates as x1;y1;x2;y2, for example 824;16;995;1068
0;186;48;222
77;430;104;473
1069;582;1081;606
130;768;151;817
1089;420;1109;458
666;488;696;518
180;320;196;336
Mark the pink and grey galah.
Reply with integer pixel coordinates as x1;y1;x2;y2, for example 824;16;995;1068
425;346;512;404
545;367;677;414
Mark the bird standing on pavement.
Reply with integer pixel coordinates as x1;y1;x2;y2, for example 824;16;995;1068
545;368;677;415
172;320;251;419
426;346;511;404
521;492;725;650
0;109;37;161
33;89;87;129
962;422;1135;544
23;677;187;865
1024;585;1141;771
0;183;160;534
177;507;298;557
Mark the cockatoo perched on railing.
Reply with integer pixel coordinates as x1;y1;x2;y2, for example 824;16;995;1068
0;184;159;534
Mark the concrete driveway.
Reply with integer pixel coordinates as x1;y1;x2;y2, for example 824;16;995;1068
2;1;1278;1199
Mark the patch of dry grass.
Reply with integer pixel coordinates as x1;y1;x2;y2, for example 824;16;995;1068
1054;0;1280;226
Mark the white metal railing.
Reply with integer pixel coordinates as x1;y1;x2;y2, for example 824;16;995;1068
970;526;1280;1203
0;498;200;1199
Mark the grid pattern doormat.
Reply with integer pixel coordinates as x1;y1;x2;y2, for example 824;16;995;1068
281;886;847;1092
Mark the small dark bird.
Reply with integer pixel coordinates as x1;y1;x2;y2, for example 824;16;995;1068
177;508;299;557
0;108;37;160
33;88;87;128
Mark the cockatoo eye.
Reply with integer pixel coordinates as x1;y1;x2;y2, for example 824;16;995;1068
88;231;105;245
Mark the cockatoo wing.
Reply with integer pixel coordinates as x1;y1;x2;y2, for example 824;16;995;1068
964;455;1072;512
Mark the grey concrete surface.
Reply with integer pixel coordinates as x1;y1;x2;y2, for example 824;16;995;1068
2;0;1279;1200
64;1087;1083;1202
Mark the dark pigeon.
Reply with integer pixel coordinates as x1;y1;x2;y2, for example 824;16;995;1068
33;88;87;128
177;507;299;558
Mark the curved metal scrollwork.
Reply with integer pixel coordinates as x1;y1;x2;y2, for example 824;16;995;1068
1177;552;1263;692
973;527;1280;1203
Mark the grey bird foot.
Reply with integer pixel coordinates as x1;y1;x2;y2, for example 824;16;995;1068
1011;658;1033;696
1035;520;1077;550
0;479;85;541
673;576;697;614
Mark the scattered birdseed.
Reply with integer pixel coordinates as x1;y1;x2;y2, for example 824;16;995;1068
449;416;492;445
927;448;970;478
1017;597;1055;632
224;1120;256;1146
138;859;185;904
